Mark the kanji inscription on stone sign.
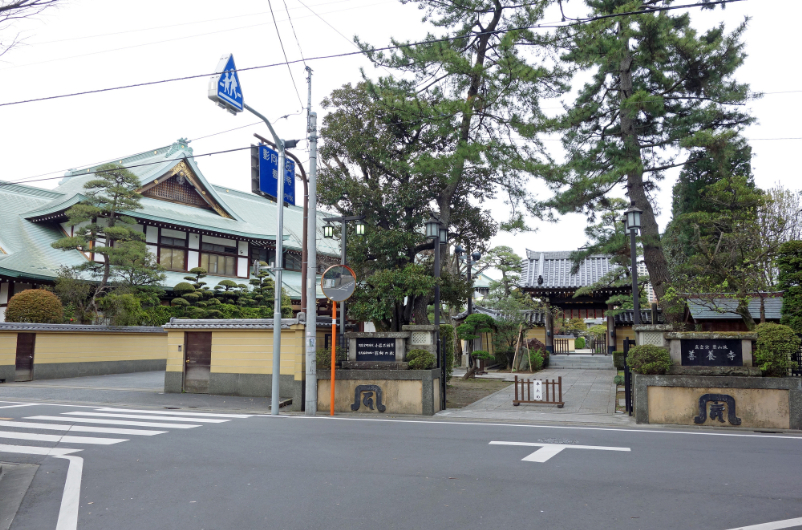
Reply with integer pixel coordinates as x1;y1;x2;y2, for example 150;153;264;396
680;339;743;366
355;338;396;362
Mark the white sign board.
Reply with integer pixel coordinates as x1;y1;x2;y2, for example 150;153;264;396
533;380;543;401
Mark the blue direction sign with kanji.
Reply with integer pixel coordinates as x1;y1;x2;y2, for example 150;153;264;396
258;145;295;205
208;54;244;113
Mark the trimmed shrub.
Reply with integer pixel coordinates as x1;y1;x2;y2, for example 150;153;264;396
529;350;544;371
407;349;436;370
612;351;625;370
574;336;586;349
755;322;801;377
626;345;672;375
613;374;624;386
526;337;549;368
5;289;63;323
471;349;494;362
316;348;332;371
440;324;455;382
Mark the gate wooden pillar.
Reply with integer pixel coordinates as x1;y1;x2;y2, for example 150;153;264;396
544;305;554;354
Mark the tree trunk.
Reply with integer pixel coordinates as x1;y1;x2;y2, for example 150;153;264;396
736;298;756;331
618;29;676;325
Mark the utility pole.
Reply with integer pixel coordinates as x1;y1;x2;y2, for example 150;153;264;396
305;66;318;415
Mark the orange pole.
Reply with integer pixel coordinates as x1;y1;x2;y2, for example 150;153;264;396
330;301;337;416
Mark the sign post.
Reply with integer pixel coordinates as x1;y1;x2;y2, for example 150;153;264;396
321;265;356;416
208;53;289;416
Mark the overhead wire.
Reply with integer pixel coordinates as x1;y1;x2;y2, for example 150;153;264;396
267;0;306;110
1;0;745;110
0;146;253;188
283;0;307;68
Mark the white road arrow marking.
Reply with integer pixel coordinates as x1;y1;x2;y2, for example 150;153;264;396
490;441;631;462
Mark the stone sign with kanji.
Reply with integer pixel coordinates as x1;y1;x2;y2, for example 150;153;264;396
680;339;743;366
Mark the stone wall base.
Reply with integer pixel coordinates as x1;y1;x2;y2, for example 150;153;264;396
317;369;441;415
15;359;166;381
634;374;802;430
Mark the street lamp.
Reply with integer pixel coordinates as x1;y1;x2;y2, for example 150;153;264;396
425;214;446;411
623;203;643;325
322;214;366;361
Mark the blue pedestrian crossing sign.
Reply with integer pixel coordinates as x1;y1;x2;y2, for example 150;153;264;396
208;54;244;113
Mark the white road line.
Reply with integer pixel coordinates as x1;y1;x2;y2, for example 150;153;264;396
0;443;81;456
0;420;165;436
0;430;127;445
296;416;802;440
62;412;228;423
0;400;96;408
0;403;37;409
95;407;252;418
53;454;83;530
489;441;631;463
727;517;802;529
24;416;201;429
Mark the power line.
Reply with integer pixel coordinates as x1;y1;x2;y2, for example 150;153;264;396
283;0;307;68
0;0;745;109
2;146;252;188
267;0;305;110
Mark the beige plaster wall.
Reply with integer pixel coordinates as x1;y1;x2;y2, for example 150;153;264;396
0;332;16;367
318;378;423;414
28;332;165;364
647;386;790;429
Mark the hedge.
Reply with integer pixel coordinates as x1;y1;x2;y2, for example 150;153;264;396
755;323;801;377
626;345;672;375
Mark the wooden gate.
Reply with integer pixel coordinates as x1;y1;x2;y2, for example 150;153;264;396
14;333;35;382
554;338;571;354
184;332;212;393
512;376;564;407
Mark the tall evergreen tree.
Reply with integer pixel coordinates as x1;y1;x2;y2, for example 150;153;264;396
357;0;565;235
540;1;755;310
52;163;147;319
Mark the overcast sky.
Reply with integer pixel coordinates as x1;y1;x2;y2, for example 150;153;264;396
0;0;799;273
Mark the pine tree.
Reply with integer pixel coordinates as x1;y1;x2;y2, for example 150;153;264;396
52;163;147;320
540;1;755;311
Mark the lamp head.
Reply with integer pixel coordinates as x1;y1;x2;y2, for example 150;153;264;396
624;203;643;232
323;223;334;239
355;218;365;236
454;244;465;256
471;251;481;262
425;214;441;240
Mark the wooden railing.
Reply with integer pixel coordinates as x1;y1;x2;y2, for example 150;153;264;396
512;376;564;407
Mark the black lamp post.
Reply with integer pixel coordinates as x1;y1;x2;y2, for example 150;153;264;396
323;214;365;357
425;214;447;410
623;203;643;325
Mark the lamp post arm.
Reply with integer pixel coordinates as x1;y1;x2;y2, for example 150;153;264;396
245;104;281;147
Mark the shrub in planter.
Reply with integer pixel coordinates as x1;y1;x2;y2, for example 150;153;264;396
407;349;436;370
755;322;801;377
612;351;625;370
626;345;672;375
574;336;586;349
5;289;63;323
613;374;624;386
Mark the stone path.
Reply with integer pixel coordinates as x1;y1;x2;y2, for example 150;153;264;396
441;367;633;426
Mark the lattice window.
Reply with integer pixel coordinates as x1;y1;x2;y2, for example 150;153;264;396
144;176;211;209
411;332;431;346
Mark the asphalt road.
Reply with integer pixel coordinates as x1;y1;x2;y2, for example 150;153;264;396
1;400;802;530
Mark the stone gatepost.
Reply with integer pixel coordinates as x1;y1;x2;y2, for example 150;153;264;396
633;324;672;348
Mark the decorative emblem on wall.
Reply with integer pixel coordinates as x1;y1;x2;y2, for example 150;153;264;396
351;384;386;412
693;393;741;425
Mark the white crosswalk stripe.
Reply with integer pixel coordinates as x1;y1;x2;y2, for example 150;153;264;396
0;419;165;436
0;406;255;530
0;430;126;445
61;412;229;423
95;407;253;419
24;416;203;429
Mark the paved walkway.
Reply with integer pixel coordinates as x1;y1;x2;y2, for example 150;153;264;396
441;367;633;426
